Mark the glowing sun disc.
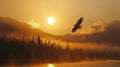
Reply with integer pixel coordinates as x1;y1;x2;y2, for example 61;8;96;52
47;17;55;25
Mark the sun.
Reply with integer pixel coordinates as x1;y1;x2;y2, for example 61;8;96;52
47;16;55;25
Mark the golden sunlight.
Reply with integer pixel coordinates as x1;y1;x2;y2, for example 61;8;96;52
47;64;55;67
47;16;55;25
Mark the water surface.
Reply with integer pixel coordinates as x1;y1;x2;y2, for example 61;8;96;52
1;60;120;67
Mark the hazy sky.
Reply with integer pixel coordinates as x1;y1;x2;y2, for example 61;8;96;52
0;0;120;35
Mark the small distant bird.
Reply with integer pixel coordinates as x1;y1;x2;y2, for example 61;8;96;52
72;17;83;33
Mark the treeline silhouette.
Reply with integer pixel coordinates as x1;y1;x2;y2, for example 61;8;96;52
0;33;120;65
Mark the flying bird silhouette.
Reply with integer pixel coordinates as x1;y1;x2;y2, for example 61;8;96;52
72;17;83;33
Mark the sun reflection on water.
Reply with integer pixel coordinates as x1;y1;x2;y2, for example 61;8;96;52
47;64;55;67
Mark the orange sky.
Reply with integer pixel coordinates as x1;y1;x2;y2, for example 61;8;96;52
0;0;120;35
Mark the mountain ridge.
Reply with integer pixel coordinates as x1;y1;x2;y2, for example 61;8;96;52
0;17;54;37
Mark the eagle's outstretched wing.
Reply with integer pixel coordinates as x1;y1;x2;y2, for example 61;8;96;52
72;17;83;33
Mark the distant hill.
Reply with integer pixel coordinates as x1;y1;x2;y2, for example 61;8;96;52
0;17;53;37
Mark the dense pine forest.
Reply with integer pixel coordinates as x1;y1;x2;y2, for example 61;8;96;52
0;33;120;65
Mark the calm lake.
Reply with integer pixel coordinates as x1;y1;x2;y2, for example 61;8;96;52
1;60;120;67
